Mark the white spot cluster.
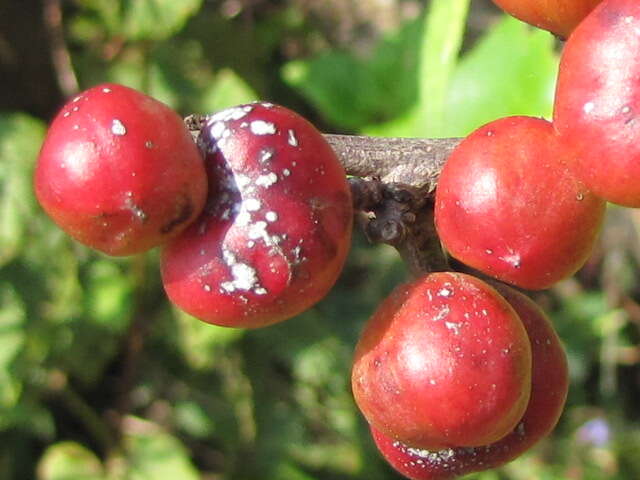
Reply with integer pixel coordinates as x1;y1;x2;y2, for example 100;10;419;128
195;104;317;300
432;305;451;322
445;321;462;335
219;249;264;294
208;105;253;124
255;172;278;187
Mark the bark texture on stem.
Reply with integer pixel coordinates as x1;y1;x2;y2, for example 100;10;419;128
324;134;461;193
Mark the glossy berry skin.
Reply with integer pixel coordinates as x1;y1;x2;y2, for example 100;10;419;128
371;285;568;480
351;272;532;450
554;0;640;207
34;83;207;256
161;103;353;328
435;116;605;290
491;0;602;38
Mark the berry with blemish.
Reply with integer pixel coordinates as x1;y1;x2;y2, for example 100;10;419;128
34;83;207;256
370;285;568;480
351;272;532;450
161;102;353;328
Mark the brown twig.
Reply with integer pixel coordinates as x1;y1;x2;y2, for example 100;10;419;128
325;134;460;193
43;0;79;97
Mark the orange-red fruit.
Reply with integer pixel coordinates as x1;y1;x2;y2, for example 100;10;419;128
371;285;568;480
554;0;640;207
491;0;602;38
34;83;207;256
161;103;353;328
352;272;532;450
435;116;605;290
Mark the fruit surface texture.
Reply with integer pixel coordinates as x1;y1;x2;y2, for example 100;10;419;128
351;272;532;450
435;116;605;290
491;0;602;38
371;285;568;479
554;0;640;207
34;83;207;256
161;103;353;328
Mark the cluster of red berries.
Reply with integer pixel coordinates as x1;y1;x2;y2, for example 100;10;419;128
35;84;353;329
355;0;640;478
32;0;639;478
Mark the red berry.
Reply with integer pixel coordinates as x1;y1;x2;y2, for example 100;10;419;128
160;103;353;328
34;83;207;256
491;0;602;38
554;0;640;207
351;272;532;450
370;285;568;480
435;116;605;290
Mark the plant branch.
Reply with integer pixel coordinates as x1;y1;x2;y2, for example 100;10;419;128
324;134;460;192
43;0;79;97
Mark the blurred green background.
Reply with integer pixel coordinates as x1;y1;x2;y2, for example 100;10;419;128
0;0;638;478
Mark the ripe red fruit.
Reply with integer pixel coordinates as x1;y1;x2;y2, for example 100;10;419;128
491;0;602;38
34;83;207;256
554;0;640;207
434;116;605;290
160;103;353;328
371;285;568;480
351;272;532;450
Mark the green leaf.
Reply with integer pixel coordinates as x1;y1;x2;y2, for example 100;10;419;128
84;0;204;42
201;69;260;113
83;260;132;330
123;418;200;480
175;308;245;370
0;113;47;267
441;16;559;137
413;0;471;136
0;283;25;411
281;19;424;129
363;0;470;137
37;442;105;480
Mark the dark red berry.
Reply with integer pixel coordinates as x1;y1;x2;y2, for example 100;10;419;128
34;83;207;256
161;103;353;328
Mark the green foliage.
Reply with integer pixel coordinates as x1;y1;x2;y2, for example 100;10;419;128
0;1;638;479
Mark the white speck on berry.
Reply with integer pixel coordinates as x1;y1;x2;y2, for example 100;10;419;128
111;119;127;136
259;147;275;163
288;129;299;147
250;120;277;135
583;101;595;114
265;211;278;222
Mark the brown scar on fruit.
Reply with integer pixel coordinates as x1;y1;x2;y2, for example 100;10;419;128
161;194;194;234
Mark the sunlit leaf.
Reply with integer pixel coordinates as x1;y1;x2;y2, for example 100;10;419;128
37;442;105;480
441;16;559;137
84;0;204;41
202;69;259;113
123;418;199;480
